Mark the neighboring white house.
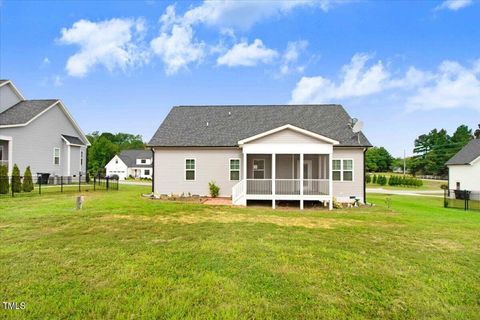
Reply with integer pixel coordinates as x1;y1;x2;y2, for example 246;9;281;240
446;139;480;191
105;149;152;180
0;80;89;179
148;105;372;209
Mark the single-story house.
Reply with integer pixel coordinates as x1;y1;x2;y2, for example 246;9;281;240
0;80;89;179
105;149;152;180
148;105;372;209
446;139;480;191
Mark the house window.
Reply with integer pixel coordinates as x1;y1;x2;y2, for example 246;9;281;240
141;159;146;164
185;159;195;180
333;159;354;181
80;151;84;166
115;159;118;164
343;160;353;181
0;146;3;160
253;159;265;179
53;148;60;165
144;169;150;176
332;160;341;181
456;182;460;190
230;159;240;180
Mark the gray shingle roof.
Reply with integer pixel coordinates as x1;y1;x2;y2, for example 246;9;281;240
446;139;480;165
0;99;58;125
148;105;372;147
61;134;85;146
118;149;152;168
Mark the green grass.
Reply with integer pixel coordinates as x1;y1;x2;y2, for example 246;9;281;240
1;186;479;319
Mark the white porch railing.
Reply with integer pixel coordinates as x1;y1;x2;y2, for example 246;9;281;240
232;180;245;203
245;179;329;196
303;179;329;195
276;179;300;195
247;179;272;195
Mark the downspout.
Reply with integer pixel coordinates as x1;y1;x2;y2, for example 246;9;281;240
151;147;155;194
363;148;367;204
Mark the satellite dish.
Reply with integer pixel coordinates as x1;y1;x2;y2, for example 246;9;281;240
352;120;364;133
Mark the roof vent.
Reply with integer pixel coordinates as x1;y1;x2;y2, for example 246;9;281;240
206;121;209;127
228;111;231;116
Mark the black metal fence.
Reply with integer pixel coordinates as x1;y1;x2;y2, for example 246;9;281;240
444;189;480;212
0;173;118;198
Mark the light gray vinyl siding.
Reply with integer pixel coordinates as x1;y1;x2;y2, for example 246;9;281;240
332;148;365;202
153;148;242;197
0;84;21;113
0;104;87;176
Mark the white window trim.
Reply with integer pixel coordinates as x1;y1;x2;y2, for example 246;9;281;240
229;158;241;181
184;158;196;181
252;158;265;179
332;158;354;182
53;147;61;165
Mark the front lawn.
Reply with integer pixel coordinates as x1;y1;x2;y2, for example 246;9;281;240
1;186;479;319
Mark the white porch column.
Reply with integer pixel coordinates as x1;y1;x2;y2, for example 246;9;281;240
243;152;247;196
329;153;333;210
272;153;276;209
300;153;304;210
67;145;71;176
8;139;13;176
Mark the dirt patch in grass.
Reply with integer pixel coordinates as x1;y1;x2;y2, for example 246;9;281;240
97;213;397;230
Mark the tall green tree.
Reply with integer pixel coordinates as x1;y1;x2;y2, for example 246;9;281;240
11;164;21;193
22;166;34;192
0;165;9;194
474;124;480;139
365;147;393;172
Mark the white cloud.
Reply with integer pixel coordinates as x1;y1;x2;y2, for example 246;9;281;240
406;60;480;111
290;53;480;112
217;39;278;67
42;57;50;66
280;40;308;75
53;75;63;87
435;0;472;11
182;0;336;30
151;23;205;74
290;53;390;103
59;18;149;77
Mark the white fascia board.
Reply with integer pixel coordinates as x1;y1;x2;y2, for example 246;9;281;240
238;124;340;145
0;80;25;100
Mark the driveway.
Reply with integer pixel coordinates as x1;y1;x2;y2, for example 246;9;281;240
119;180;152;186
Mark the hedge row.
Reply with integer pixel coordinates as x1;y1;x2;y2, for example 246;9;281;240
366;174;423;187
0;164;34;195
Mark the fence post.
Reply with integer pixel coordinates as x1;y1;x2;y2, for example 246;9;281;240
11;176;14;197
39;176;41;195
79;173;81;192
465;190;468;211
106;177;109;191
443;189;447;208
61;176;63;193
94;175;96;191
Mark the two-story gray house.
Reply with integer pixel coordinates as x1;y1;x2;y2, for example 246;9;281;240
148;105;372;209
0;80;89;179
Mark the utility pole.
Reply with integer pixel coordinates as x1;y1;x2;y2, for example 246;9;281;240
403;149;406;176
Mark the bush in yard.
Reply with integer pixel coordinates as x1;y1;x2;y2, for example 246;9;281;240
378;175;387;186
372;174;377;184
0;165;9;194
365;174;371;183
11;164;21;193
22;166;34;192
208;181;220;198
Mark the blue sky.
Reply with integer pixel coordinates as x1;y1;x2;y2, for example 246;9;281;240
1;0;479;156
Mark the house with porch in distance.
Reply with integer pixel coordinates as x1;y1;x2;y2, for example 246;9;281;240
105;149;152;180
446;139;480;191
148;105;372;209
0;80;89;180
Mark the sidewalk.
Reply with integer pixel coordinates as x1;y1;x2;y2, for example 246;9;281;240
367;188;443;197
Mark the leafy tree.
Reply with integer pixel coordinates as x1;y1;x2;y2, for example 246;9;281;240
365;147;393;172
0;165;9;194
22;166;34;192
87;136;120;175
86;132;145;176
11;164;21;193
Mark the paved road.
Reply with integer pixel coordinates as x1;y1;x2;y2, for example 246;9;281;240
367;188;443;197
119;180;152;186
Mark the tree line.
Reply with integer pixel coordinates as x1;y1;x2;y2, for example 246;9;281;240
366;124;479;176
87;132;146;176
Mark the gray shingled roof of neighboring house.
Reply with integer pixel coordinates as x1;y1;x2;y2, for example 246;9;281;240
148;105;372;147
446;139;480;165
0;99;58;125
118;149;152;168
61;134;85;146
